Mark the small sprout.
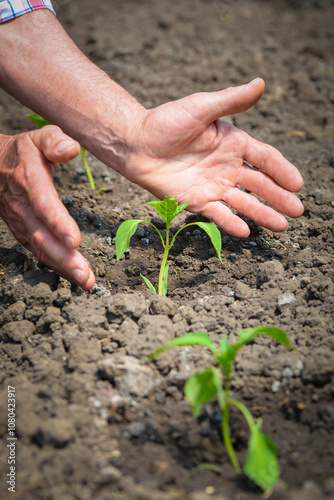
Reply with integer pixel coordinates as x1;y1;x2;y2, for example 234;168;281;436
148;325;293;493
115;195;222;295
26;112;101;192
78;145;96;190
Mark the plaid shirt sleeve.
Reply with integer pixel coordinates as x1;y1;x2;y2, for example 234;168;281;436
0;0;55;22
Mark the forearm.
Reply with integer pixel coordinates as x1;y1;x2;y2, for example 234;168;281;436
0;9;144;174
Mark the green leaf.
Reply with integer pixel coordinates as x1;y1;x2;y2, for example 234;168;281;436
147;196;190;226
140;274;156;294
162;264;169;296
193;222;223;263
193;463;223;474
237;325;293;351
115;219;144;260
243;419;279;492
148;331;217;361
26;113;51;128
218;326;292;379
185;368;221;417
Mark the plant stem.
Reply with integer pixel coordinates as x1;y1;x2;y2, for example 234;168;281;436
220;381;241;474
158;224;170;295
80;147;95;190
229;398;257;433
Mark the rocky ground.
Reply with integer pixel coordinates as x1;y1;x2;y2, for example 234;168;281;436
0;1;333;499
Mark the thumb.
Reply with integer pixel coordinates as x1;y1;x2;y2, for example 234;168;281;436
29;125;81;163
181;78;265;126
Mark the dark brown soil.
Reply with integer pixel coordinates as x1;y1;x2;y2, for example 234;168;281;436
0;1;333;499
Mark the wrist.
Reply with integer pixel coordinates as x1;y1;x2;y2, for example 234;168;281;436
78;95;147;176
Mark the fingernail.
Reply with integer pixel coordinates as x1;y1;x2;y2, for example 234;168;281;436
56;140;76;153
72;268;84;284
64;235;75;249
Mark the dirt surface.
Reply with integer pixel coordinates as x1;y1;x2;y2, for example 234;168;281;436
1;1;334;499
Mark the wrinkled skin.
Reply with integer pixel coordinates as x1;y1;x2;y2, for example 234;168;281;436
125;79;304;237
0;126;95;289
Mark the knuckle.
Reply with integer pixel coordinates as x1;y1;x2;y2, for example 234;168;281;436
43;125;63;145
9;168;27;196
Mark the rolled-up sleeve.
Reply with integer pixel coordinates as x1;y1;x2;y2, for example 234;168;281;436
0;0;55;22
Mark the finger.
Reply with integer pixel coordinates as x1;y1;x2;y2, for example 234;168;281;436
28;171;81;250
200;200;251;238
37;246;96;290
179;78;265;127
23;132;82;249
6;202;95;289
222;187;289;232
237;164;304;218
29;125;80;164
244;137;304;193
29;216;95;289
30;181;81;250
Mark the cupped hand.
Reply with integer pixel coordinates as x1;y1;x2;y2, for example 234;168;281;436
0;126;95;289
125;78;304;237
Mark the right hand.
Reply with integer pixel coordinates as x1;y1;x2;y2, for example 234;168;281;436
0;125;95;289
125;79;304;237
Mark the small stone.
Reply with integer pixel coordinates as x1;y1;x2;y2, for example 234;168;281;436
277;293;295;307
282;367;294;378
293;360;304;377
271;380;281;393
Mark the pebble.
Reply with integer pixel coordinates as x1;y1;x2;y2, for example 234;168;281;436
271;380;281;393
282;367;294;378
277;293;295;307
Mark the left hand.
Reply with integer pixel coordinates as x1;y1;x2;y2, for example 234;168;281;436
0;126;95;289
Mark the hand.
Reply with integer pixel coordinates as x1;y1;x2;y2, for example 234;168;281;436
125;78;304;237
0;126;95;289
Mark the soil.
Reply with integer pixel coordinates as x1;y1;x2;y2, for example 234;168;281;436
0;1;334;499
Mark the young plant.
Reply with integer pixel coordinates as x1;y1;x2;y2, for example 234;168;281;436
26;112;101;192
115;195;222;296
148;325;293;493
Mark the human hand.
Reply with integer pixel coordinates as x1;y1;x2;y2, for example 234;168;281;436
0;126;95;289
125;78;304;237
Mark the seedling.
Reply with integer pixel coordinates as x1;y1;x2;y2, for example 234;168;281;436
115;196;222;296
148;325;293;493
27;113;103;192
